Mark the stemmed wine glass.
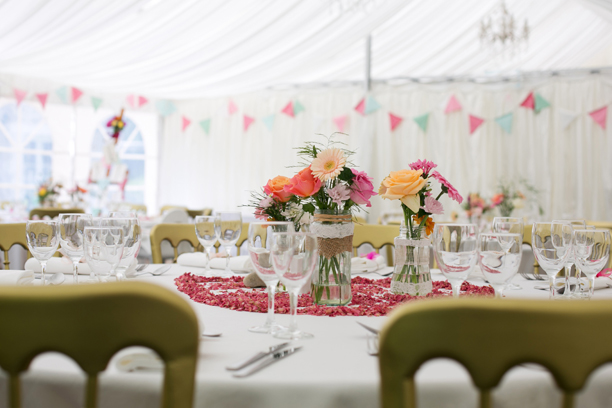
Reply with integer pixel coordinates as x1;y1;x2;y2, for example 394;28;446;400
531;222;573;299
109;211;137;218
58;213;93;284
195;215;219;275
271;232;318;340
573;229;610;299
26;220;60;285
247;222;294;334
492;217;524;290
432;224;479;297
478;233;522;298
214;212;242;275
102;217;141;279
83;226;125;281
552;219;586;297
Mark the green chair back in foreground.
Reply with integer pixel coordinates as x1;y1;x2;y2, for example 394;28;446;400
0;223;29;269
379;298;612;408
0;282;199;408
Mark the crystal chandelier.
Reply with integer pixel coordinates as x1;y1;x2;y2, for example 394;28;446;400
479;1;529;59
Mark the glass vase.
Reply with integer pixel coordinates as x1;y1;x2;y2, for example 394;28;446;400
310;209;353;306
390;225;432;296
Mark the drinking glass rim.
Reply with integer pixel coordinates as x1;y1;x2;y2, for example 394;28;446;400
27;220;57;224
101;217;138;221
479;232;522;237
83;226;124;231
58;213;92;218
573;228;610;234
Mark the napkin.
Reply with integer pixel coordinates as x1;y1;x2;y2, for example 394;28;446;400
25;257;91;275
351;255;387;273
177;253;254;274
0;270;35;285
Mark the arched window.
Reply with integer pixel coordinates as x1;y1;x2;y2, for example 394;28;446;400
0;102;53;204
90;115;146;203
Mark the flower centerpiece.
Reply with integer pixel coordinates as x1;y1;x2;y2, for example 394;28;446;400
37;179;62;207
491;179;543;218
107;109;126;141
379;160;463;295
462;192;493;225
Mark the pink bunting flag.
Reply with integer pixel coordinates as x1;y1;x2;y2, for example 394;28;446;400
35;93;48;109
389;113;403;131
243;115;255;132
520;92;535;109
181;116;191;132
444;95;462;114
138;96;148;107
13;89;27;106
333;115;348;132
469;115;485;134
281;101;294;117
354;98;366;116
228;100;238;115
71;87;83;103
590;106;608;130
126;94;136;108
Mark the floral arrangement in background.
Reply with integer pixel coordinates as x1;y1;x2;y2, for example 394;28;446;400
491;179;543;217
37;179;62;206
107;108;126;140
462;192;494;220
379;159;463;239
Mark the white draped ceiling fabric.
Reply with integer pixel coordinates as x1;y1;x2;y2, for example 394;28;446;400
0;0;612;220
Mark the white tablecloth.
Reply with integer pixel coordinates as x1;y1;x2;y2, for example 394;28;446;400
2;266;612;408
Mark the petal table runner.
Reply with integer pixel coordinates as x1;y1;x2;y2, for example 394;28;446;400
175;273;494;317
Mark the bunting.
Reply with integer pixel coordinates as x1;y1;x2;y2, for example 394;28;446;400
71;87;83;103
181;116;191;132
293;100;305;115
13;89;27;106
127;94;136;108
520;92;535;110
333;115;348;132
558;108;578;130
56;87;68;104
262;114;275;131
364;96;381;114
155;100;177;117
534;93;550;114
495;113;513;134
354;98;366;115
281;101;294;117
36;93;48;109
389;113;403;131
138;96;148;107
91;97;103;111
589;106;608;130
244;115;255;131
199;119;211;134
444;95;462;114
413;113;429;132
469;115;484;134
228;100;238;115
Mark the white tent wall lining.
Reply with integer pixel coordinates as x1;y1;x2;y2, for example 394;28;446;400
159;75;612;222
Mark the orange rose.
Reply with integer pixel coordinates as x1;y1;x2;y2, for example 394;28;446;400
284;166;322;198
263;176;293;202
378;169;427;212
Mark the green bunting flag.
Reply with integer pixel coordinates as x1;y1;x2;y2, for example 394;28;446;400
55;87;68;104
534;93;551;114
155;100;177;117
293;100;305;115
199;119;211;134
262;114;275;131
413;113;429;132
364;96;381;114
495;113;513;134
91;97;103;111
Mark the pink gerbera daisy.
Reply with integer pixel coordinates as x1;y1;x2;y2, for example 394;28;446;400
311;148;346;181
430;171;463;204
409;159;437;177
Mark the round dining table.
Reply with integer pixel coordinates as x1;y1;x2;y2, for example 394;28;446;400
4;265;612;408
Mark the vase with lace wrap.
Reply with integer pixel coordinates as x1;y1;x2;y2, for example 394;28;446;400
310;209;353;305
391;219;431;295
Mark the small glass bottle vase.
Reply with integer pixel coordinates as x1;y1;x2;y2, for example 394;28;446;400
390;226;432;296
310;209;353;306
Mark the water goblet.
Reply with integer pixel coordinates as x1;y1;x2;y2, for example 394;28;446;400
432;224;479;297
247;222;294;334
101;217;141;279
195;215;219;275
214;212;242;275
478;233;522;298
492;217;524;290
552;219;586;297
109;211;137;218
26;220;60;285
531;222;573;299
83;227;125;281
272;232;318;340
573;229;610;299
58;213;93;284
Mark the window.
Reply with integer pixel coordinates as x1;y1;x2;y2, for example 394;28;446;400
0;102;53;205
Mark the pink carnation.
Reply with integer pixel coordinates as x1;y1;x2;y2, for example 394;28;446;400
422;196;444;215
259;196;274;209
430;171;463;204
349;168;377;207
327;184;351;206
409;159;437;177
254;208;268;220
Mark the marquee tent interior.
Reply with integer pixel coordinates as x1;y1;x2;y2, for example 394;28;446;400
1;0;612;221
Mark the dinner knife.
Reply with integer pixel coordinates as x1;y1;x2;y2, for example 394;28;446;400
232;346;302;378
225;342;290;371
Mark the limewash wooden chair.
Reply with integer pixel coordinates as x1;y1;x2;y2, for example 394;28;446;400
0;223;29;269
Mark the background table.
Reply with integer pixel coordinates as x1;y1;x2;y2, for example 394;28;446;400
2;265;612;408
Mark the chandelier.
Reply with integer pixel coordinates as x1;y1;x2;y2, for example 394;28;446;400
479;1;529;58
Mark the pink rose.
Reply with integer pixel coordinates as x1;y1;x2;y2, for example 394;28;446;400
349;169;377;207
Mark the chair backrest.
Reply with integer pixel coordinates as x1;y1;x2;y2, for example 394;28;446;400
161;209;190;224
160;205;188;215
379;298;612;408
0;282;199;408
0;223;29;269
353;224;400;266
29;207;84;220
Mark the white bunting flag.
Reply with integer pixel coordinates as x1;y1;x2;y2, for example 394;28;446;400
558;108;578;130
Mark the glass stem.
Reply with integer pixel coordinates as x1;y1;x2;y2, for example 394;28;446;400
451;281;461;298
224;246;231;272
588;275;596;299
289;291;298;333
549;275;556;299
564;263;573;295
205;246;212;272
265;283;276;327
40;260;47;286
73;260;79;284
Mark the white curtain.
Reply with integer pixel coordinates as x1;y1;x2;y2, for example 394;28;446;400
159;75;612;222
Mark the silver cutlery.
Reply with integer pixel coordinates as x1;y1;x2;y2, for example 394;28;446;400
357;321;380;335
134;264;172;276
226;342;290;371
232;346;302;378
366;335;379;356
135;264;147;272
201;332;223;338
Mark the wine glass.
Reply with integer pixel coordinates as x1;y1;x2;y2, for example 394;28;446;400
492;217;524;290
272;232;318;340
25;220;60;285
195;215;219;275
552;219;586;297
478;233;522;298
214;212;243;275
432;224;479;297
247;222;294;334
100;217;141;279
531;222;573;299
573;229;611;299
58;213;93;284
83;226;125;281
110;211;137;218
